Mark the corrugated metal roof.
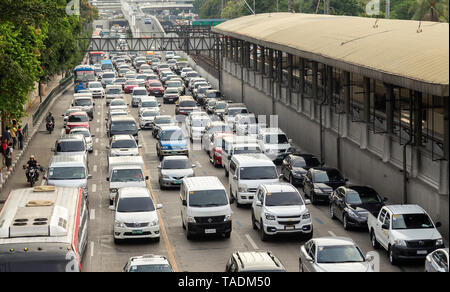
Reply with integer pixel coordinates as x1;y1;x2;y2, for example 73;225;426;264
212;13;449;96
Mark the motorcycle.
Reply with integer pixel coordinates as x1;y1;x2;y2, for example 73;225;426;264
23;166;41;187
46;120;54;134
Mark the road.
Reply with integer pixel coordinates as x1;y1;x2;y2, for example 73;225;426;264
0;79;424;272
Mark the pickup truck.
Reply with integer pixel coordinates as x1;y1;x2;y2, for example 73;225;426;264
367;204;444;265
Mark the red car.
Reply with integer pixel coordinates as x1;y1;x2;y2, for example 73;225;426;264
146;80;165;97
209;132;235;167
65;112;90;134
124;80;139;94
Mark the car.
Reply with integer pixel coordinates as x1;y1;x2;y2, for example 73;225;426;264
152;115;176;138
251;183;312;241
109;98;128;112
188;115;211;143
201;121;233;152
146;80;165;97
123;254;174;272
303;167;347;205
180;67;194;78
165;51;174;59
199;90;223;107
213;100;228;117
62;108;83;128
163;89;180;104
225;251;286;272
208;132;235;167
106;109;128;124
280;154;321;186
257;128;292;162
105;85;124;105
125;72;137;80
101;72;116;87
139;108;160;129
65;111;90;134
165;80;184;95
158;156;195;189
233;113;258;136
124;80;139;94
299;237;375;272
205;98;218;114
111;187;162;244
88;81;105;98
425;248;449;272
72;96;95;119
69;127;94;153
118;68;130;77
107;134;141;157
183;71;199;87
194;86;212;101
138;97;160;115
330;185;387;230
175;61;188;74
175;96;199;116
221;102;247;126
156;126;189;161
131;87;149;107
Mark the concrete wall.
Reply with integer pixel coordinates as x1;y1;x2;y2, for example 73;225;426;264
221;58;449;240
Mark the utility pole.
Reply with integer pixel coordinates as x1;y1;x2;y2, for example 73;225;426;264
299;0;303;13
277;0;279;12
385;0;390;19
288;0;291;12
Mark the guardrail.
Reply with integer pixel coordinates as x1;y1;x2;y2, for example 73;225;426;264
32;75;73;126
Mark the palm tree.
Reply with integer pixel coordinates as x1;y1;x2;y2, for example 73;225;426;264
410;0;449;22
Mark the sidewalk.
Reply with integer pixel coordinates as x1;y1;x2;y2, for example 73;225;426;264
0;74;65;185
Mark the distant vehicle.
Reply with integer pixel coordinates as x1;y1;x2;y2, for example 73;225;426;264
225;251;286;272
107;134;140;157
158;156;195;189
101;59;114;71
156;126;188;160
299;237;375;272
123;254;174;272
144;18;152;24
73;65;96;93
280;154;321;187
303;167;347;205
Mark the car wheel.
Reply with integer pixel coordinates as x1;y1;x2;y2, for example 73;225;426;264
303;230;313;241
224;232;231;239
225;169;229;177
186;226;193;240
153;236;160;243
114;238;120;245
330;205;336;219
388;245;398;265
343;214;350;230
251;211;258;230
289;175;294;184
260;221;269;241
370;230;380;249
181;214;186;230
311;192;316;205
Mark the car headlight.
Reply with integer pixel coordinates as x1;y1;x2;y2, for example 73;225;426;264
109;188;118;193
114;220;125;228
161;146;169;150
265;213;276;220
187;216;196;223
224;214;232;222
314;188;323;193
238;187;247;192
293;171;305;177
302;212;311;220
436;238;444;246
150;219;159;226
394;239;407;247
347;209;359;219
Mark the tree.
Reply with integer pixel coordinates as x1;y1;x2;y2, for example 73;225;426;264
410;0;449;21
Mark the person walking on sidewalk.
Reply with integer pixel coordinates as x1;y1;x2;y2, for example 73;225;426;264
5;142;13;172
11;124;17;149
17;126;24;150
1;138;8;173
2;127;11;144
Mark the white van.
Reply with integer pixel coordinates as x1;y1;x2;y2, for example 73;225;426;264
46;155;91;197
180;176;232;240
229;154;281;207
107;156;148;205
221;136;261;177
257;128;292;162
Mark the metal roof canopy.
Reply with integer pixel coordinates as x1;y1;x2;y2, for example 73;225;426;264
212;13;449;97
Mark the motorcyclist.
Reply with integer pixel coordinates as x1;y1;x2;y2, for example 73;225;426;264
24;155;41;182
46;112;55;131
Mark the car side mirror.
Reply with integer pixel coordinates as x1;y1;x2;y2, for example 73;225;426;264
192;164;196;168
106;177;109;182
156;204;163;209
182;199;187;206
256;201;262;207
383;197;388;202
345;178;349;182
435;222;442;228
365;253;374;262
157;164;162;169
233;175;238;180
145;176;149;180
88;174;93;179
288;139;293;144
304;199;311;205
279;174;284;180
109;205;115;211
61;114;65;117
381;223;389;230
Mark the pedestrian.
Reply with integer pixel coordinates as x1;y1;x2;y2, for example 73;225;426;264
17;126;24;150
1;138;7;172
2;127;11;144
5;142;12;172
11;124;17;149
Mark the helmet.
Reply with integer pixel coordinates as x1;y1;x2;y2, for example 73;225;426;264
30;155;35;160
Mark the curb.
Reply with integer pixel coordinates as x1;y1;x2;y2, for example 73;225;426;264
0;81;73;191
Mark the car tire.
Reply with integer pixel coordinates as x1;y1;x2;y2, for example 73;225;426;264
260;222;269;242
303;231;313;241
311;192;316;205
289;175;294;184
251;212;258;230
224;232;231;239
370;230;380;249
343;214;350;230
114;238;120;245
186;228;193;240
388;245;398;265
154;236;160;243
330;205;336;219
225;169;229;177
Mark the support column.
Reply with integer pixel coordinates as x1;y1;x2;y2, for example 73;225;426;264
298;58;305;112
411;91;423;178
360;77;370;149
253;44;258;71
383;83;394;162
325;65;332;128
287;54;293;105
260;46;265;75
277;51;283;101
311;61;318;120
268;49;274;79
440;97;449;195
342;71;350;138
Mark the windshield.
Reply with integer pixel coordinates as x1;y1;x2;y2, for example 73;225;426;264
392;213;435;230
215;103;227;109
117;197;154;212
142;111;158;117
207;92;221;98
240;166;278;180
192;119;210;127
70;130;89;137
316;245;365;264
110;100;125;106
56;141;85;152
179;101;196;107
89;83;102;88
265;134;289;144
150;83;161;87
314;169;343;183
74;99;92;106
107;88;121;94
111;169;144;182
129;264;172;272
163;159;190;169
0;256;79;272
238;117;256;124
187;72;198;78
265;192;303;206
228;108;248;116
103;73;115;79
160;130;185;141
141;101;158;107
188;190;228;207
48;167;85;180
155;118;173;125
210;125;232;133
168;81;181;87
126;81;138;86
68;115;87;123
111;139;136;148
292;158;306;168
111;121;137;132
233;147;261;155
133;89;148;95
313;171;330;183
346;190;382;205
75;71;95;82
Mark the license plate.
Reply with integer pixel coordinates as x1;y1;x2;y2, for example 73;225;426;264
205;229;216;234
132;230;143;235
417;250;427;255
285;225;295;230
171;151;178;154
173;180;181;184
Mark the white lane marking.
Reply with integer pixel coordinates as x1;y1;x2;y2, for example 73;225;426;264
94;150;98;156
40;179;46;186
60;129;65;136
97;119;100;123
90;241;94;257
96;128;99;133
195;161;202;168
90;209;95;220
95;138;99;143
328;231;336;237
245;234;259;250
92;184;97;193
93;165;97;172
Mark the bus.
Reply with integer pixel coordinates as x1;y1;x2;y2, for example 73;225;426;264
101;59;114;71
89;51;105;65
0;186;88;272
73;65;96;93
192;19;228;27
